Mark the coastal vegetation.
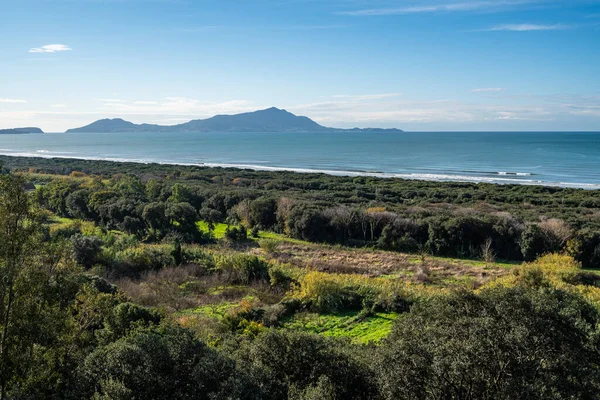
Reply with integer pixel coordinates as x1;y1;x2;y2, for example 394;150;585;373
1;155;600;398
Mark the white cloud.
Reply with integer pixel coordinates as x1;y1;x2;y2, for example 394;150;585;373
339;1;531;16
486;24;567;31
0;98;27;103
29;44;72;53
4;93;600;132
471;88;505;92
98;98;125;103
98;97;253;116
51;104;68;108
332;93;401;100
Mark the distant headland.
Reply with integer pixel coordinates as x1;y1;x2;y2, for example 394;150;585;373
65;107;403;133
0;127;44;134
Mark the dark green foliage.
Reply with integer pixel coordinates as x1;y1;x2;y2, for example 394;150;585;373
71;233;103;268
98;302;162;343
171;239;182;266
375;287;600;400
65;189;92;219
287;206;331;242
520;224;548;261
250;197;278;228
574;228;600;268
13;155;600;265
80;274;118;294
225;224;248;242
237;330;377;400
80;326;261;400
142;202;169;237
4;167;600;399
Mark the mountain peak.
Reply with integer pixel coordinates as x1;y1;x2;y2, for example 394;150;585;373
66;108;403;133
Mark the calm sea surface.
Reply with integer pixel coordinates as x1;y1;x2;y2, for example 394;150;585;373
0;131;599;189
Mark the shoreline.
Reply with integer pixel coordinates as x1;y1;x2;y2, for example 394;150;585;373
1;153;599;190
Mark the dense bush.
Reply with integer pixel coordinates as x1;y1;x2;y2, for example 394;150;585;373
236;330;377;400
111;245;176;276
215;254;270;284
375;287;600;400
14;155;600;266
71;233;103;268
79;325;261;400
291;271;426;313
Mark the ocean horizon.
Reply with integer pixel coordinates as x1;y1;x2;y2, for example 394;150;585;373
1;131;599;189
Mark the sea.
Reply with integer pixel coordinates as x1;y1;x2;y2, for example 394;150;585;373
0;131;599;189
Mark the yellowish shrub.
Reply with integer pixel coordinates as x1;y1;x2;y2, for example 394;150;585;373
483;253;600;308
290;271;442;312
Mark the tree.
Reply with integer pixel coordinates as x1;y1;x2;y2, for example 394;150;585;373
145;179;164;201
481;236;496;267
375;287;600;400
71;234;103;268
142;202;168;238
238;331;376;400
168;183;193;204
521;224;547;261
65;189;92;219
0;175;39;398
365;207;392;242
249;197;277;229
0;175;80;399
79;325;261;400
165;202;198;235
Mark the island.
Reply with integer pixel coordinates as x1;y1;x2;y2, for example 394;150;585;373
65;107;403;133
0;127;44;134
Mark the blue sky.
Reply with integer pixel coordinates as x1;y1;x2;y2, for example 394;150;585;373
1;0;599;131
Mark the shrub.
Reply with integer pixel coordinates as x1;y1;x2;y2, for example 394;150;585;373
290;271;428;313
239;330;376;400
224;225;247;242
485;254;600;307
181;246;215;267
112;245;176;277
215;254;270;284
71;234;103;268
51;221;82;241
98;302;162;343
258;238;281;253
375;287;600;400
268;264;295;290
80;326;261;399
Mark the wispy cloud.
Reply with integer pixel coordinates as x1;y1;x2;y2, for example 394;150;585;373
471;88;505;92
485;23;568;31
98;97;254;117
51;104;68;108
4;93;600;132
338;1;532;16
0;98;27;103
98;98;125;103
29;44;72;53
332;93;401;100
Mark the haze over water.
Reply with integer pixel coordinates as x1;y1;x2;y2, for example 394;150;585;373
1;131;599;189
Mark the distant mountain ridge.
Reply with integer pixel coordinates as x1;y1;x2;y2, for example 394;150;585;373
0;127;44;134
65;107;403;133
